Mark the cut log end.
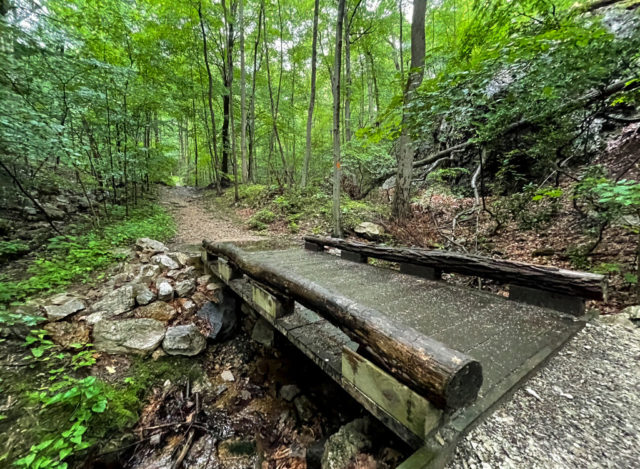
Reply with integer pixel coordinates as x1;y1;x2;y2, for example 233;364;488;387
445;360;483;410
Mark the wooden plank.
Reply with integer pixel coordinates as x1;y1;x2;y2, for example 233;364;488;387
217;257;241;282
304;236;606;300
341;348;442;439
251;282;294;319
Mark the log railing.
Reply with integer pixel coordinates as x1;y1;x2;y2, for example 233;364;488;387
304;236;607;301
203;240;483;410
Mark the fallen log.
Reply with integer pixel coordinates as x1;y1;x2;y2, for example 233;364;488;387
305;236;606;301
203;240;483;410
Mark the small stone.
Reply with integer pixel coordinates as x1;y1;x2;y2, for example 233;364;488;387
321;418;372;469
279;384;301;402
151;254;180;271
135;238;168;254
191;292;208;308
151;348;166;360
134;264;161;284
206;282;223;292
240;390;251;400
197;275;212;286
175;279;196;297
221;370;235;382
251;318;274;347
294;395;316;423
177;298;197;315
134;302;177;323
136;287;156;306
44;297;86;321
156;280;174;301
149;433;162;446
215;384;228;396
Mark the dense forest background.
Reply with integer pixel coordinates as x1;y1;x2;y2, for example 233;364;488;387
1;0;640;298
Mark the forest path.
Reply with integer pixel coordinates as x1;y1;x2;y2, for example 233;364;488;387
159;185;266;245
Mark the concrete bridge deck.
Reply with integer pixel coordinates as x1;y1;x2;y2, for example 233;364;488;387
202;243;588;468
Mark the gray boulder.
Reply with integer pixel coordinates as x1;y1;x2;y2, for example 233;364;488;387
321;418;372;469
251;318;275;347
156;279;174;301
135;238;168;254
175;279;196;297
93;318;166;355
354;222;385;241
92;285;135;318
197;297;237;341
44;297;86;321
279;384;301;402
162;324;207;356
151;254;180;271
134;264;161;284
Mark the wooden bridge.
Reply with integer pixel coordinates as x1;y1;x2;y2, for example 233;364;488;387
201;236;606;468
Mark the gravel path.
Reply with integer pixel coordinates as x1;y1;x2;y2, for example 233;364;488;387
448;321;640;469
159;185;265;245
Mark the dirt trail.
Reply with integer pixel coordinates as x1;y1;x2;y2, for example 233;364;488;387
159;185;266;245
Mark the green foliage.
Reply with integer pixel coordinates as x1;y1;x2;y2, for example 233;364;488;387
492;183;562;230
0;240;30;258
0;204;175;305
248;209;277;230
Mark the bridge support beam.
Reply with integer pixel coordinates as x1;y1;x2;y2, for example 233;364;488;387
400;263;441;281
509;285;585;316
341;250;368;263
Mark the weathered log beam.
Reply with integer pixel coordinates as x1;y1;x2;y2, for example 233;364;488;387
304;236;606;301
203;240;483;410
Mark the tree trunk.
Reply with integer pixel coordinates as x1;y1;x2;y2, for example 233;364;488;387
392;0;426;220
239;0;248;183
197;1;221;194
248;2;263;183
332;0;346;237
344;17;352;143
302;0;319;188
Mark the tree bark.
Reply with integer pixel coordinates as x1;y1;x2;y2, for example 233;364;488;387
239;0;248;183
304;236;607;300
302;0;320;188
392;0;426;220
197;1;221;193
203;241;483;410
332;0;347;237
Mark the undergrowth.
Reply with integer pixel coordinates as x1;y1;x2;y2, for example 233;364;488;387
231;184;387;234
0;204;175;306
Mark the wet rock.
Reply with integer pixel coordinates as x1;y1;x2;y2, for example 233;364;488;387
44;321;90;348
169;251;200;267
354;222;385;241
197;298;237;341
251;318;274;347
184;435;218;469
177;298;197;315
134;302;177;323
134;264;161;284
306;438;328;469
135;286;156;306
135;238;168;254
44;297;86;321
279;384;301;402
162;324;207;356
221;370;235;382
92;285;135;318
321;418;372;469
93;318;165;356
156;280;174;301
175;279;196;297
294;395;316;423
151;253;180;271
197;274;212;286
